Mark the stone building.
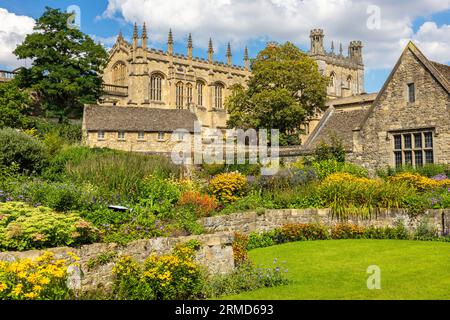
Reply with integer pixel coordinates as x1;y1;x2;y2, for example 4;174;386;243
304;41;450;171
84;26;365;152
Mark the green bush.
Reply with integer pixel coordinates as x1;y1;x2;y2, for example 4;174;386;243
31;118;82;144
278;223;329;242
0;128;48;173
312;159;368;180
247;231;278;250
314;137;345;163
220;191;275;215
139;176;182;215
7;179;87;212
0;202;99;251
377;164;450;179
203;261;290;298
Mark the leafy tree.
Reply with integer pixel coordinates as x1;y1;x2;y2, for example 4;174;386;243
0;80;31;129
314;135;346;163
14;7;108;121
226;42;328;145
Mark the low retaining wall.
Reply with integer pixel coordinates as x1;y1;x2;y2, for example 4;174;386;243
200;208;450;235
0;232;235;293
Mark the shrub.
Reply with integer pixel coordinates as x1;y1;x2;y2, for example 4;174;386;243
0;251;78;300
0;202;99;251
113;244;203;300
0;128;48;173
220;191;275;215
389;172;450;191
330;223;365;239
178;191;218;218
203;260;289;298
314;136;345;163
247;231;278;250
232;233;249;266
209;172;247;204
7;179;87;212
139;176;182;216
312;159;368;180
278;223;329;242
31;118;82;144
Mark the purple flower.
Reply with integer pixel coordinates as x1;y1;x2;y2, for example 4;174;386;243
17;195;24;200
6;197;13;202
34;202;42;207
275;267;280;272
432;174;448;181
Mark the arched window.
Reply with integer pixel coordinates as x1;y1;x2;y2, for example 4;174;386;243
112;62;127;86
150;73;163;101
176;82;184;109
214;83;224;109
347;76;352;90
186;83;193;106
196;81;204;106
329;72;335;88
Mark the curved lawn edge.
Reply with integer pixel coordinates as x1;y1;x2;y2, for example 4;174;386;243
223;240;450;300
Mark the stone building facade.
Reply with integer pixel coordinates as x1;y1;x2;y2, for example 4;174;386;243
98;26;364;128
304;42;450;171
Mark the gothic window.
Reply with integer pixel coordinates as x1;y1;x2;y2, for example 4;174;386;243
329;72;335;88
347;76;352;90
112;62;127;86
393;131;434;168
186;83;193;106
176;82;184;109
150;73;163;101
215;83;224;109
196;81;204;106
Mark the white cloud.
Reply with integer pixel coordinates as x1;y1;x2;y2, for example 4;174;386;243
100;0;450;68
0;8;35;69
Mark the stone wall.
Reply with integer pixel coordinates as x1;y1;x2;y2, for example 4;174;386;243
0;232;234;293
200;208;449;235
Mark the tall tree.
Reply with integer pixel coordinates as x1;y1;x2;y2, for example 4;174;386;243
226;42;328;145
14;7;108;121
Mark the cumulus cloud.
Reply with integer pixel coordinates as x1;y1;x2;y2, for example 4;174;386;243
0;8;35;69
100;0;450;68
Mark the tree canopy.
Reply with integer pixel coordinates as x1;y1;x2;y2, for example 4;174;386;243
0;81;31;129
14;7;108;121
226;42;328;145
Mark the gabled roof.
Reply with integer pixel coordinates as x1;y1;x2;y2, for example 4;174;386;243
302;106;369;152
83;105;199;133
355;41;450;131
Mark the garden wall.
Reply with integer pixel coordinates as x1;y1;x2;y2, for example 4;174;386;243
0;232;235;293
200;208;450;235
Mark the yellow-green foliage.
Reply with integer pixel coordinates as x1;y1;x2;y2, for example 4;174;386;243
0;251;78;300
389;172;450;191
319;173;414;219
113;244;203;300
209;172;247;203
0;202;98;251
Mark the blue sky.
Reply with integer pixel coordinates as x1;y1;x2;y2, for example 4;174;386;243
0;0;449;93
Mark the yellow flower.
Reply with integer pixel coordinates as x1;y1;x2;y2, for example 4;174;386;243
24;292;38;299
39;277;50;285
33;285;43;292
12;283;23;296
0;282;7;293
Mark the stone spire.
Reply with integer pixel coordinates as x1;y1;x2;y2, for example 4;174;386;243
226;42;232;66
208;38;214;63
117;30;124;43
331;41;334;54
339;43;343;56
133;23;139;49
187;33;193;59
244;46;249;70
142;23;148;50
167;29;174;55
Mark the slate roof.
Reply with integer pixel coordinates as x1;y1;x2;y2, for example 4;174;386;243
431;61;450;82
83;105;199;132
302;106;369;152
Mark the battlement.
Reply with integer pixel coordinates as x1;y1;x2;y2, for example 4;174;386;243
310;29;324;36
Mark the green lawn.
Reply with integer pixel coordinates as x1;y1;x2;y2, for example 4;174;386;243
224;240;450;300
